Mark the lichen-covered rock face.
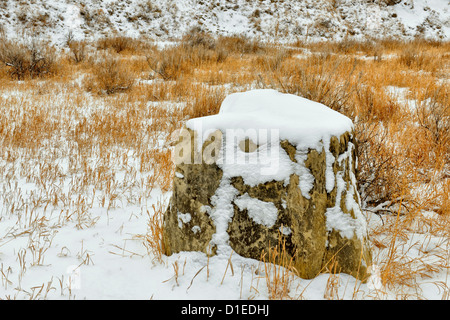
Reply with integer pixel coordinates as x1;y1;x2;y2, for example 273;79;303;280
163;129;223;256
162;90;372;281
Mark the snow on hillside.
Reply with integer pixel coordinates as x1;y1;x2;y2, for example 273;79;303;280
0;0;448;45
0;0;449;304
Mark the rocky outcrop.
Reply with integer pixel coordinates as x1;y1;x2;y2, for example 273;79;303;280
163;89;372;281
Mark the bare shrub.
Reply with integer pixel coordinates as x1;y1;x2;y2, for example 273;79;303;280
86;54;134;94
275;56;356;114
216;35;265;55
0;37;56;80
184;86;226;119
182;26;216;50
180;27;229;63
399;47;426;68
397;43;439;72
354;121;407;208
382;0;402;5
352;86;409;209
413;84;450;169
0;40;28;80
146;29;268;82
27;39;56;79
415;85;449;147
68;40;87;63
97;36;137;53
147;37;226;81
354;85;400;123
254;48;292;73
147;46;191;81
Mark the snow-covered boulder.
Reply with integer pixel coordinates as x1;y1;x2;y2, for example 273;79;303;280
163;89;372;281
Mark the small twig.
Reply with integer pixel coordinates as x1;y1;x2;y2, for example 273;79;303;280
186;266;206;292
221;250;234;285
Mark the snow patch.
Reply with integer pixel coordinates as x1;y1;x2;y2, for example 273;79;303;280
177;211;192;228
325;142;367;240
234;193;278;228
175;172;184;179
208;178;240;255
294;150;315;199
279;226;292;236
191;226;201;234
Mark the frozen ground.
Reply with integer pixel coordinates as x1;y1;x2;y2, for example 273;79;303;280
0;184;448;300
0;86;448;300
0;0;449;302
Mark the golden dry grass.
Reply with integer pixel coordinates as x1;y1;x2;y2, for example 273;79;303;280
0;32;448;299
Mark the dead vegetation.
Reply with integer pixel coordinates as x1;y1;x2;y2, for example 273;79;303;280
0;30;449;299
0;36;56;80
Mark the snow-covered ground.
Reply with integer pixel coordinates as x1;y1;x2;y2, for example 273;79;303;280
0;0;448;45
0;0;449;302
1;162;448;300
0;169;356;300
0;85;448;300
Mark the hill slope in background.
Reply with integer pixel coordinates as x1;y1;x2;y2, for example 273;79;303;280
0;0;448;44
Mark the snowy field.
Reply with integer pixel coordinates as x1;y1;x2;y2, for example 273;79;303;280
0;81;448;300
0;0;449;302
